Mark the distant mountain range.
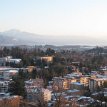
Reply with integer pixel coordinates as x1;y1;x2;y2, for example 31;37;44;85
0;29;103;46
0;29;41;45
0;29;66;45
0;29;98;51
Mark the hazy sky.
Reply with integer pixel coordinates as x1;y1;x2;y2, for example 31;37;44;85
0;0;107;38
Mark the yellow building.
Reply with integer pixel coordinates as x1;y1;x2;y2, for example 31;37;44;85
41;56;53;62
80;76;90;86
41;88;51;102
27;66;35;73
52;77;69;90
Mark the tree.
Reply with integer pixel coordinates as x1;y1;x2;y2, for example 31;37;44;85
9;70;26;98
45;48;55;56
103;81;107;88
31;68;37;79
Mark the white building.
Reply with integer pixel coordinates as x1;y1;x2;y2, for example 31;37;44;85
25;78;52;102
0;68;18;80
89;78;107;92
26;88;51;102
0;81;9;93
7;59;22;64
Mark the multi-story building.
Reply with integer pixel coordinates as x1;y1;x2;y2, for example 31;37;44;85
27;88;51;102
41;88;52;102
79;76;90;86
64;76;77;89
52;77;69;90
0;67;18;80
25;78;44;89
41;56;53;63
89;78;107;92
0;81;9;93
25;78;53;102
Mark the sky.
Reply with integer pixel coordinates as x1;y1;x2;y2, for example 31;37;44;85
0;0;107;45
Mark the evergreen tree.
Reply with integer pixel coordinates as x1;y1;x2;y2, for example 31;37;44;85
8;70;26;98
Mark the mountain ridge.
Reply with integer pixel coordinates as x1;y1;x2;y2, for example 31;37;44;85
0;29;104;46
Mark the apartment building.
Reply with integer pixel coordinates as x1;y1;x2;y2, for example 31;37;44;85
79;76;90;87
0;81;9;93
52;77;69;90
89;78;107;92
41;88;52;102
41;56;53;63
